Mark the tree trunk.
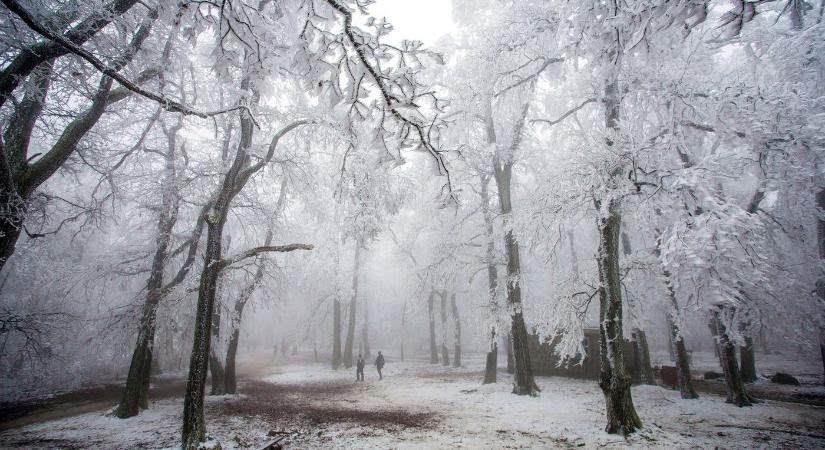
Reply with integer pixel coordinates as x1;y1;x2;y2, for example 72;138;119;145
668;313;698;399
494;160;538;395
709;307;755;407
483;334;498;384
224;325;240;395
506;333;514;374
343;238;361;369
210;302;226;396
440;291;450;366
596;201;642;435
451;293;461;367
632;329;654;385
816;188;825;385
739;335;757;383
115;115;181;419
428;290;438;364
362;301;371;360
332;298;342;369
480;173;499;383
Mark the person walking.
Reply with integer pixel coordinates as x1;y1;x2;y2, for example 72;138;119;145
374;351;385;380
356;354;365;381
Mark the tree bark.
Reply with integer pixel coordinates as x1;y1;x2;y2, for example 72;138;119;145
209;300;226;396
709;307;755;407
480;172;498;382
362;299;371;360
817;188;825;385
428;290;438;364
668;313;699;399
506;333;515;374
115;118;181;419
332;298;342;369
342;238;361;369
451;293;461;368
739;335;757;383
440;291;450;366
631;329;654;385
596;200;642;435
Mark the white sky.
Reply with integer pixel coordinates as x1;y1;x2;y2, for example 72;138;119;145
364;0;456;45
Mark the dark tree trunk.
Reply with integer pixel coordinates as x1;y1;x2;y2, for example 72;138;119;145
115;113;181;419
451;293;461;367
224;325;240;395
739;336;757;383
506;333;514;374
480;173;499;383
816;188;825;385
483;334;498;384
595;200;642;435
362;301;371;360
332;298;342;369
343;238;361;369
631;329;654;385
428;290;438;364
494;159;538;395
209;302;226;396
440;291;450;366
709;307;755;407
668;313;698;399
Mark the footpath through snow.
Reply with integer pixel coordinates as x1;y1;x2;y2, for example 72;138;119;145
0;359;823;449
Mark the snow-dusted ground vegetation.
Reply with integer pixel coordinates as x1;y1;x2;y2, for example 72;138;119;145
1;0;824;449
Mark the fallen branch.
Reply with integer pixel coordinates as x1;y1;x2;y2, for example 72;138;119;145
220;244;314;268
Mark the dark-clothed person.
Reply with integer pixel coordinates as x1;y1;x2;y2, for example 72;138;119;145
356;354;365;381
375;351;385;380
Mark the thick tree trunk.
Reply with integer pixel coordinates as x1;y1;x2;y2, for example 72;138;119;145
440;291;450;366
709;307;755;407
596;201;642;435
739;336;757;383
451;293;461;367
343;238;361;369
428;290;438;364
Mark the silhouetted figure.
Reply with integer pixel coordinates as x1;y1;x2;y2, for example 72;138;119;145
356;354;365;381
375;351;385;380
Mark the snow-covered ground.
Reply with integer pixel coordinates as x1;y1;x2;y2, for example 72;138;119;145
1;359;824;449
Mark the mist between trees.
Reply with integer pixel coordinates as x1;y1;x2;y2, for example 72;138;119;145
0;0;823;449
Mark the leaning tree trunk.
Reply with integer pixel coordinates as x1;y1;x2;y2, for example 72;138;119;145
595;200;642;435
440;291;450;366
709;307;755;407
451;293;461;368
343;238;361;369
115;114;181;419
224;318;241;395
428;290;438;364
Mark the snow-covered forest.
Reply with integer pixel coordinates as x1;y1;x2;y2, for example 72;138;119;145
0;0;824;448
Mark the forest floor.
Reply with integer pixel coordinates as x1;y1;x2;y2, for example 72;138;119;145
0;355;824;449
